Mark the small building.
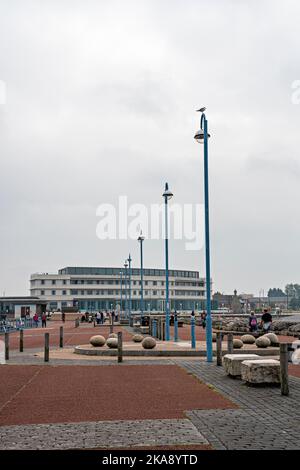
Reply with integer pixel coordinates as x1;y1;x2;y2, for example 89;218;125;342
0;297;47;320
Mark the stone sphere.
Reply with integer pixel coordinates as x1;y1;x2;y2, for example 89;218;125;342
263;333;279;345
89;335;106;347
292;347;300;364
108;333;118;339
106;338;118;349
255;336;271;348
142;337;156;349
132;334;143;343
241;334;256;344
233;339;243;349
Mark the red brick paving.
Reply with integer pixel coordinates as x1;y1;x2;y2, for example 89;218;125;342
0;364;236;426
7;322;133;350
289;364;300;378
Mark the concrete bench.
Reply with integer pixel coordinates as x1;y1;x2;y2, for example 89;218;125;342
138;326;149;334
223;354;261;377
241;359;280;384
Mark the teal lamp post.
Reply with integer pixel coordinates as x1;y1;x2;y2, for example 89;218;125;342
137;231;145;323
162;182;173;341
194;107;213;362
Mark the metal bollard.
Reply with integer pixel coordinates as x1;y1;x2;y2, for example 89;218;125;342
20;329;24;353
191;316;196;349
227;333;233;354
152;319;157;338
59;326;64;348
174;314;178;342
5;332;9;360
44;333;49;362
216;332;222;366
117;332;123;363
280;343;289;396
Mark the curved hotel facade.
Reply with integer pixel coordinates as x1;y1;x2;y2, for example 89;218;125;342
30;266;208;313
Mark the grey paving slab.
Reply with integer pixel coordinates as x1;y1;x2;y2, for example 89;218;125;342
0;419;208;450
177;360;300;450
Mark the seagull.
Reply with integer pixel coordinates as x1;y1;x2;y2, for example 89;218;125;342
196;107;206;113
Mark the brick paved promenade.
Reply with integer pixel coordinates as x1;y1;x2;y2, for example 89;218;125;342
1;322;300;450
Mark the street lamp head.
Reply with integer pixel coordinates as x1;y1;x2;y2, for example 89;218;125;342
162;182;173;200
194;128;211;143
124;261;128;268
138;230;145;242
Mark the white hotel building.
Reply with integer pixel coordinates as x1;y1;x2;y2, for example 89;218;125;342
30;266;208;313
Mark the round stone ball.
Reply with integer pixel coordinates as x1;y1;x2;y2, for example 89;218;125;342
255;336;271;348
142;337;156;349
212;332;217;342
89;335;106;347
108;333;118;339
233;339;243;349
263;333;279;346
241;334;256;344
132;334;144;343
106;338;118;349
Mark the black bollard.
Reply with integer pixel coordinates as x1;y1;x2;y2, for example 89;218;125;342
44;333;49;362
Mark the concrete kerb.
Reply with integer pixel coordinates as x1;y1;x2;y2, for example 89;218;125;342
74;345;280;357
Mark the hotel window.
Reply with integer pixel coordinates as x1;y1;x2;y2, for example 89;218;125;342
41;280;45;285
62;290;67;295
41;290;45;295
81;290;84;295
52;280;56;285
63;280;66;285
52;290;56;295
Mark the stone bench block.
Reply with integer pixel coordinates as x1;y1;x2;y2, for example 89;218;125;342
223;354;260;377
241;359;280;384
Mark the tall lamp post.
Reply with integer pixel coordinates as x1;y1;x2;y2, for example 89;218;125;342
127;254;132;323
162;182;173;341
194;107;213;362
124;261;128;319
137;231;145;324
120;270;123;320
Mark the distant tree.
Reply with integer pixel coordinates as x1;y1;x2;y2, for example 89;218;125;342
268;288;286;298
289;297;300;309
285;284;300;299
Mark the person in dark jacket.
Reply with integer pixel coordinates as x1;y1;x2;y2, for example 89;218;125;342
261;309;272;332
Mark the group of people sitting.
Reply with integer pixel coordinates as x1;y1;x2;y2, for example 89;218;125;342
249;309;272;333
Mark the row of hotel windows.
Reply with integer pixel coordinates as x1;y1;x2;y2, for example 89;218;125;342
32;279;205;287
37;289;205;297
58;267;199;278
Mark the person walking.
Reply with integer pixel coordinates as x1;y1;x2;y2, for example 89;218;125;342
62;311;66;323
33;313;39;328
96;311;101;325
41;312;47;328
249;311;258;332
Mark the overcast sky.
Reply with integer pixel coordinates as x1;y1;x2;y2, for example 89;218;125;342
0;0;300;296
